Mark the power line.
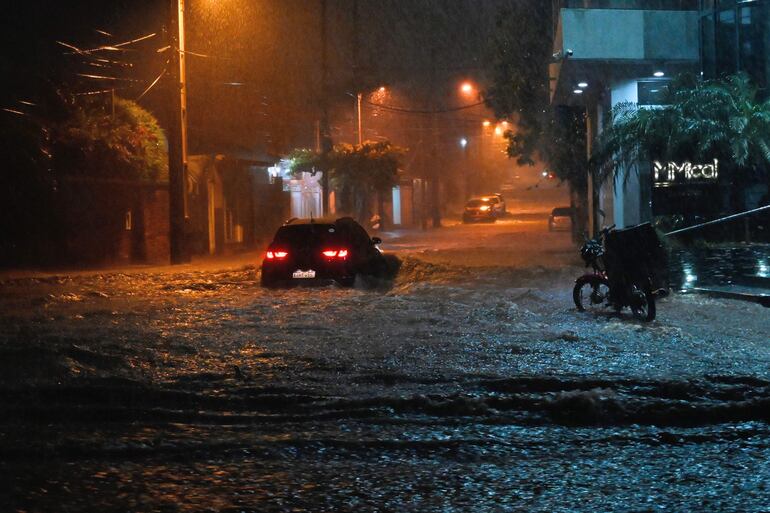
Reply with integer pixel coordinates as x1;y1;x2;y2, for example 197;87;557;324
136;60;170;101
363;99;486;115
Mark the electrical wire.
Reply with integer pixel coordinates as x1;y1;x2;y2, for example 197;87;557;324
73;89;114;96
363;99;486;115
76;73;141;82
136;60;170;101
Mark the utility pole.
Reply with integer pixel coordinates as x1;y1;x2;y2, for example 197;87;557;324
167;0;190;263
353;0;362;147
356;92;363;145
429;48;441;228
319;0;332;215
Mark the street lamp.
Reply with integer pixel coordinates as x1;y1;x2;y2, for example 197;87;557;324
459;137;468;148
460;81;474;96
355;86;386;145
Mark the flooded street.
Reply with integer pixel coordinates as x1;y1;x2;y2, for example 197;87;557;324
2;210;770;512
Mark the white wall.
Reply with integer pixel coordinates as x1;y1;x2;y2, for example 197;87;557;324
289;172;322;220
606;79;644;228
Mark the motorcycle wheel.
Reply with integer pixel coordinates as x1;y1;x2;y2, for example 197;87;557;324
573;275;611;312
630;285;656;322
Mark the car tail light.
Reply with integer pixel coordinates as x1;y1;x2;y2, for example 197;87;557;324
322;249;349;259
266;251;288;260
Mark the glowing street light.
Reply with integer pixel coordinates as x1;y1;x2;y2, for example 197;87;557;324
460;81;474;96
356;85;387;145
482;120;491;127
460;137;468;148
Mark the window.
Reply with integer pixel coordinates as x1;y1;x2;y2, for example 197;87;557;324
738;4;769;92
701;13;716;78
637;80;671;105
703;0;769;96
715;8;737;76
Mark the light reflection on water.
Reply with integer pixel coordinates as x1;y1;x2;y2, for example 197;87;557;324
758;258;769;278
670;246;770;289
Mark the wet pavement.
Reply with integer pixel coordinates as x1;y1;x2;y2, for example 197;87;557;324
670;244;770;290
1;210;770;512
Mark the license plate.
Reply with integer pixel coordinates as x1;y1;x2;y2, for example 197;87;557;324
292;270;316;279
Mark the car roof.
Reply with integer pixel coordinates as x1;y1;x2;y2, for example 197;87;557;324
284;217;338;226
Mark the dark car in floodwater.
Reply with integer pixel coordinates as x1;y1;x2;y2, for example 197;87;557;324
261;217;386;287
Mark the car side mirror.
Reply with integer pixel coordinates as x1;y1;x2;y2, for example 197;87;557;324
371;237;382;245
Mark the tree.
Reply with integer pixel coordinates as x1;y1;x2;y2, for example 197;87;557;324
289;140;404;222
55;95;168;183
484;1;590;240
484;1;553;167
0;88;169;265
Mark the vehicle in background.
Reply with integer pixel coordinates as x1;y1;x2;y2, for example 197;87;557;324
492;193;507;214
476;195;506;216
548;207;574;232
261;217;386;287
463;197;500;223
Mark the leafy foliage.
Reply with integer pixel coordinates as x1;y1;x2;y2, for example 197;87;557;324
484;2;588;190
56;95;168;182
288;140;405;219
593;73;770;184
484;0;552;167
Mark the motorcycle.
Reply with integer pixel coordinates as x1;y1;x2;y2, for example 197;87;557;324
573;223;668;322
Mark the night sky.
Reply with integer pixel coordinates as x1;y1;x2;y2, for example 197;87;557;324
1;1;517;158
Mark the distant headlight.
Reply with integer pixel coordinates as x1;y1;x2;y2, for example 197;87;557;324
479;205;490;212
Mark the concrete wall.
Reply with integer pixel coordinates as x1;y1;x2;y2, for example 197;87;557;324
561;8;699;61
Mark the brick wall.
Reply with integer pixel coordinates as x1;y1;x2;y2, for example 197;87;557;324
142;187;170;264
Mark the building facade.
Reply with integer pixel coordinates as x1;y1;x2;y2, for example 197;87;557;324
550;0;768;235
701;0;770;96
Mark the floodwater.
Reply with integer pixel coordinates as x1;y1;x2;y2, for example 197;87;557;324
1;221;769;512
670;244;770;290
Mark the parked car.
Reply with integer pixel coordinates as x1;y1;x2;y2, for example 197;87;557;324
261;217;386;287
463;197;499;223
548;207;574;231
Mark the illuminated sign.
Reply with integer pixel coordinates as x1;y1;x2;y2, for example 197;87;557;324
654;159;719;185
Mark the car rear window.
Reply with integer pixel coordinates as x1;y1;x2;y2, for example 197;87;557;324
273;224;341;246
552;208;573;216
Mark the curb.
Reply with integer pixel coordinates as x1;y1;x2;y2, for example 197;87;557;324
691;287;770;307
